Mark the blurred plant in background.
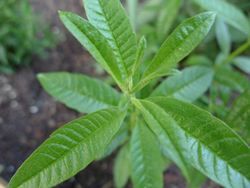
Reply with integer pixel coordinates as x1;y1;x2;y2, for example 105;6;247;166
0;0;59;73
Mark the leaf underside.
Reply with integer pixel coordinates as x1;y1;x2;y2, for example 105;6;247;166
152;66;214;102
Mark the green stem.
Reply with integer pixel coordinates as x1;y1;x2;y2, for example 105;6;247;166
223;38;250;64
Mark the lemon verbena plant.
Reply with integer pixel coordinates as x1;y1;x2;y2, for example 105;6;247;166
9;0;250;188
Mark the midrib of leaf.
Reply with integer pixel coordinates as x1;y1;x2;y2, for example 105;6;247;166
49;78;116;107
134;99;191;180
65;17;118;81
153;100;250;186
183;129;249;187
15;111;123;187
143;14;213;81
97;0;129;79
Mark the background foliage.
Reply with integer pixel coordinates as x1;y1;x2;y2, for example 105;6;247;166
0;0;58;73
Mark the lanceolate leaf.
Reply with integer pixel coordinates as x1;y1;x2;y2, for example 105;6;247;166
38;72;121;113
9;108;126;188
151;66;214;102
83;0;137;77
133;36;147;76
130;122;163;188
138;12;216;89
114;144;131;188
156;0;182;41
132;99;192;181
215;18;231;55
225;88;250;143
59;11;125;89
134;97;250;188
194;0;250;35
126;0;138;30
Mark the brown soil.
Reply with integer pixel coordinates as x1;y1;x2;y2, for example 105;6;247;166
0;1;221;188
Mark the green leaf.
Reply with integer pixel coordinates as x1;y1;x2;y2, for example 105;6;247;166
130;122;163;188
151;66;214;102
215;18;231;55
114;144;131;188
83;0;137;78
126;0;138;30
156;0;182;41
186;55;212;66
98;122;128;159
59;11;125;89
38;72;121;114
233;56;250;74
9;108;126;188
133;36;147;76
133;97;250;188
215;66;249;92
137;0;162;29
132;99;193;181
138;12;216;89
187;168;206;188
225;88;250;143
193;0;250;35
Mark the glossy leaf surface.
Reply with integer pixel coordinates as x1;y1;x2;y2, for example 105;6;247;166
130;122;163;188
141;12;216;83
132;100;192;181
134;97;250;188
83;0;137;78
133;36;147;76
38;72;121;113
9;108;126;188
194;0;250;35
59;11;124;88
152;66;214;102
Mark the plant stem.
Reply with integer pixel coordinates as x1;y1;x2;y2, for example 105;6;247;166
223;38;250;64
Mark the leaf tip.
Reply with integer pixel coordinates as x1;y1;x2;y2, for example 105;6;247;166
205;11;217;21
37;73;48;85
37;73;45;80
58;11;72;21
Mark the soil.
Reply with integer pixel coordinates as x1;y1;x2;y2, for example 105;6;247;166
0;1;221;188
